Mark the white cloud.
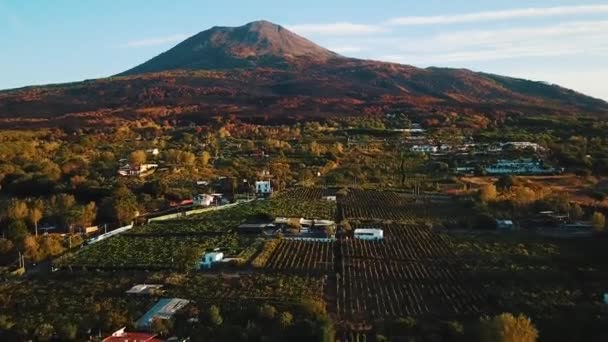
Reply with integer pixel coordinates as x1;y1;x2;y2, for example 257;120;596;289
387;4;608;25
121;34;191;48
287;22;386;36
509;69;608;101
376;20;608;64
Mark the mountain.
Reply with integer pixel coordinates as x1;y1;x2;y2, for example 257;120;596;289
0;20;607;128
120;20;340;75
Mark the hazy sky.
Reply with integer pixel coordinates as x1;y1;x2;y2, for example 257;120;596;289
1;0;607;100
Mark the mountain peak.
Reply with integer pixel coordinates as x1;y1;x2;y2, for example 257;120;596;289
119;20;340;75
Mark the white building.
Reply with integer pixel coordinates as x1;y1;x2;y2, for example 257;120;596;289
485;160;555;175
193;194;215;207
354;228;384;241
496;220;515;230
199;252;224;269
410;145;438;153
255;181;273;195
146;148;160;156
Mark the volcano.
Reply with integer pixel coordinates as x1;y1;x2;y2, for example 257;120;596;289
0;20;606;128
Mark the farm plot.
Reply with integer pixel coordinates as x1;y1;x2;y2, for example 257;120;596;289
336;221;484;321
132;201;269;234
336;261;483;319
339;189;471;223
264;239;334;274
170;273;326;304
60;234;247;270
343;224;455;260
268;188;336;220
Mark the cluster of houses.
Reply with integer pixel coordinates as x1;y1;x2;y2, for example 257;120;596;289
237;217;336;237
456;159;560;176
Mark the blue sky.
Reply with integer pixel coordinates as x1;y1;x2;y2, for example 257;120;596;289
1;0;607;100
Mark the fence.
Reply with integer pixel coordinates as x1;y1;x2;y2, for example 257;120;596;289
85;223;133;245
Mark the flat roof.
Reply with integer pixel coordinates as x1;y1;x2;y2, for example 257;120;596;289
354;228;383;233
136;298;190;328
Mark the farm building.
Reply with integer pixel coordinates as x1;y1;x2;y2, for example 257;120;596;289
118;163;158;177
255;181;273;195
125;284;164;295
354;228;384;240
198;252;224;269
146;148;160;156
103;328;161;342
485;159;556;175
193;193;216;206
410;145;438;153
136;298;191;330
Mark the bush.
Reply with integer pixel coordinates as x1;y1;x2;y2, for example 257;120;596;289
591;212;606;233
480;313;538;342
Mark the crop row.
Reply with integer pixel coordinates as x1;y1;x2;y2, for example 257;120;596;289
172;273;326;303
264;240;334;274
343;224;455;260
337;261;483;319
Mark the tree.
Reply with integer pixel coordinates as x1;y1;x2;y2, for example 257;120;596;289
129;150;147;165
277;311;294;330
569;203;584;220
57;322;78;340
6;198;28;222
151;317;173;337
479;184;498;202
33;322;55;341
207;305;223;326
258;304;277;320
0;238;14;255
6;220;29;249
200;151;211;167
79;202;97;227
480;313;538;342
175;246;201;272
23;235;42;262
496;175;518;190
592;212;606;233
28;199;44;236
590;191;607;207
106;186;139;225
512;186;537;207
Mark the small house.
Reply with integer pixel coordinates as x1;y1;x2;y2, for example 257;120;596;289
354;228;384;241
126;284;164;296
199;252;224;269
496;220;515;230
193;194;215;207
255;181;273;195
135;298;191;330
103;328;161;342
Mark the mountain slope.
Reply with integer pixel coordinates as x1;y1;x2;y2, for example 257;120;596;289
120;20;340;75
0;20;606;128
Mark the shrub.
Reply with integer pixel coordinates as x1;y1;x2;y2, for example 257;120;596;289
480;313;538;342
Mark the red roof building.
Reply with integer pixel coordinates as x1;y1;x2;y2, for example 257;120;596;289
103;327;162;342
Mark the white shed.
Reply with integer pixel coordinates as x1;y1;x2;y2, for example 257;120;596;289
354;228;384;240
199;252;224;269
255;181;273;194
